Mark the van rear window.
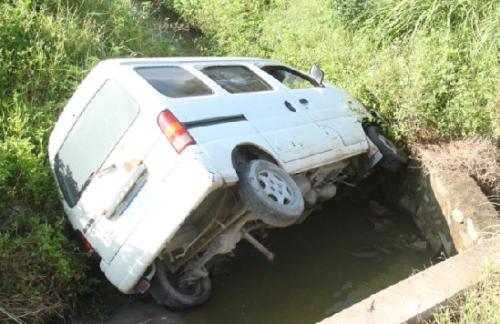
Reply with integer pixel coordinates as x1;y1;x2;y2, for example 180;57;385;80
135;66;213;98
55;80;139;207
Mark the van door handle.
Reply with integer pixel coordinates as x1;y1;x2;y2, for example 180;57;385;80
299;98;309;105
284;101;296;112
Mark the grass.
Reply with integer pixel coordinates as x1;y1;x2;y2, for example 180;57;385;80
0;0;498;321
0;0;175;322
170;0;499;142
428;260;499;324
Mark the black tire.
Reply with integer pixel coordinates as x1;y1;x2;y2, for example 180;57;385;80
365;125;408;173
239;159;304;227
150;260;211;310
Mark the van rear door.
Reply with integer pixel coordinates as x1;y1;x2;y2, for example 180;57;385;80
54;78;158;262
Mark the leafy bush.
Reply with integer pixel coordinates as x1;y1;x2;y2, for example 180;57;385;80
0;0;174;321
171;0;499;141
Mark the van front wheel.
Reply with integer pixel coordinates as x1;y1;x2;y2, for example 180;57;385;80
365;125;408;173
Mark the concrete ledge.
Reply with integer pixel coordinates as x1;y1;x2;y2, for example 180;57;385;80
428;168;498;251
318;238;499;324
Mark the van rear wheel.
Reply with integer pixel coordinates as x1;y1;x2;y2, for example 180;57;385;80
150;260;211;310
239;159;304;227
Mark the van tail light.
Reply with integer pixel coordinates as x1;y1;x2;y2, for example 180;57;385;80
78;232;93;252
157;109;196;153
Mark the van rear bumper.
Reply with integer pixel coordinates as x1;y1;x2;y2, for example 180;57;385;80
100;151;224;293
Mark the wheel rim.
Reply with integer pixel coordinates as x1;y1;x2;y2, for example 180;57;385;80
176;271;204;297
257;169;293;205
377;133;398;155
178;280;202;296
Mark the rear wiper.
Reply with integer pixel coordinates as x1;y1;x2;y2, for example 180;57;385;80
81;164;117;192
81;171;95;193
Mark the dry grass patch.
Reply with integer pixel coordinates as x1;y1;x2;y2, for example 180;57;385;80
417;138;500;206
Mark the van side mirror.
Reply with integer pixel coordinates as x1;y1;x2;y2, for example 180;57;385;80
310;64;324;85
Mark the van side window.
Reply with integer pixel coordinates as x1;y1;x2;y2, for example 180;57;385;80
261;66;318;89
135;66;213;98
55;80;139;207
200;66;272;94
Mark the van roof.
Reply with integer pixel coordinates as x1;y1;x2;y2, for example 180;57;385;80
102;57;280;67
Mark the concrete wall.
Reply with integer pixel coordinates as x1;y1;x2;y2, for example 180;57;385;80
387;160;498;255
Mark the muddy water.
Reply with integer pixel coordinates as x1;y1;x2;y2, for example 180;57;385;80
107;196;434;324
180;199;433;324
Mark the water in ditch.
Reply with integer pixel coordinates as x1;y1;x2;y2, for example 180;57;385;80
106;192;435;324
180;200;434;324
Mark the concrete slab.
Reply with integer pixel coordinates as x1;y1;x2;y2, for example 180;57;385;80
318;238;499;324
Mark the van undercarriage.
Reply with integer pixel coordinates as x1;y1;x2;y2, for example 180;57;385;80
155;158;364;290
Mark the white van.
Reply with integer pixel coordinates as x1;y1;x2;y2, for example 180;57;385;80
48;57;406;309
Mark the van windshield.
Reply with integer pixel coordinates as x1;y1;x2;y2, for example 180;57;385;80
54;80;139;207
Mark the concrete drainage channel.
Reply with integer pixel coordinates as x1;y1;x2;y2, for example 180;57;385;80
105;177;434;323
102;159;498;324
321;159;499;324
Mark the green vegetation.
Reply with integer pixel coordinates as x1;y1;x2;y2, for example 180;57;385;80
170;0;499;141
0;0;173;321
1;0;498;321
430;261;499;324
